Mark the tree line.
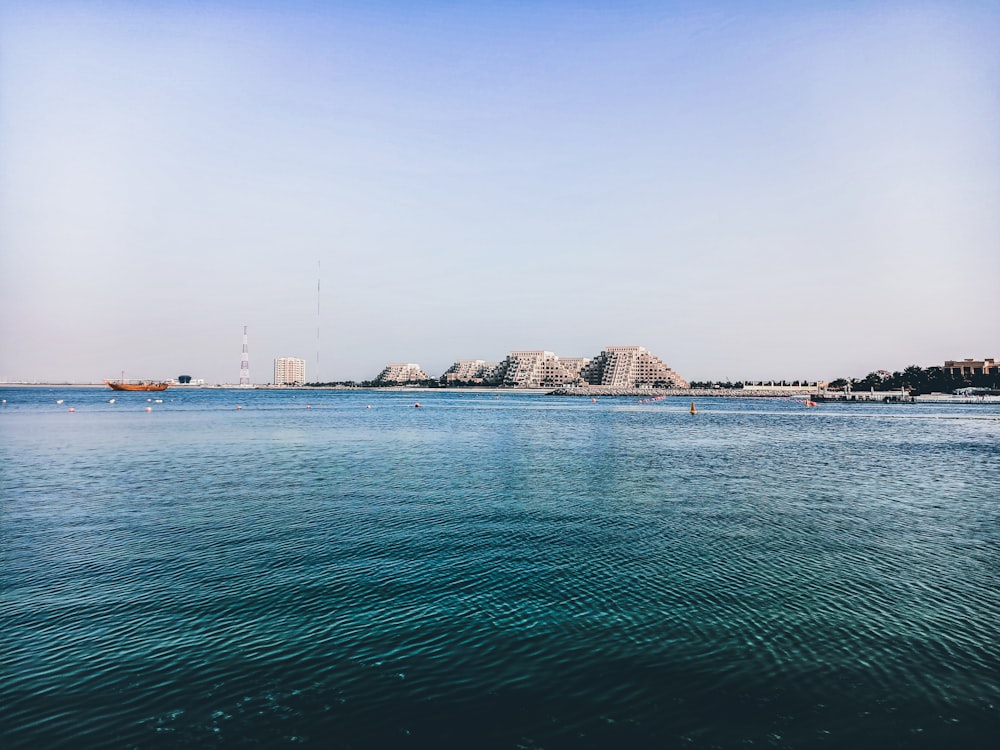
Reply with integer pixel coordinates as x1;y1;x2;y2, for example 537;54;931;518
827;365;997;395
693;366;997;395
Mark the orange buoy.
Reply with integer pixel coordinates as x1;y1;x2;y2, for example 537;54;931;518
690;402;697;415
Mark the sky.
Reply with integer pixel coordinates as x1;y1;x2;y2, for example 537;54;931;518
1;0;998;384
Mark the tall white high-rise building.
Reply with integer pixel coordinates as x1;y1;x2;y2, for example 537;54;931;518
274;357;306;386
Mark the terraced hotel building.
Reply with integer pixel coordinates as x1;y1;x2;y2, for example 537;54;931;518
582;345;688;388
373;363;431;384
435;345;687;389
441;359;503;385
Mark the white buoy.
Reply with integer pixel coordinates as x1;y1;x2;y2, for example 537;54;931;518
56;399;64;404
108;398;115;404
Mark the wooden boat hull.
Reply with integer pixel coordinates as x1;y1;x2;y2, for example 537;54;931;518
105;381;170;391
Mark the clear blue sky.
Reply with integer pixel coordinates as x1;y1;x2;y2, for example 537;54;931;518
2;1;998;384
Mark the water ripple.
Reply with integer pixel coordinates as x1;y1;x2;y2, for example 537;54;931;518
2;389;998;748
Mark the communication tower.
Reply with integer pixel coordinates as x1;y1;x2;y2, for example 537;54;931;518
316;260;321;384
240;325;250;386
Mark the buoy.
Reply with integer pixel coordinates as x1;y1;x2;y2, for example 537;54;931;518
591;398;597;403
366;404;371;409
68;407;75;412
306;404;311;409
236;405;242;410
690;402;697;415
414;402;421;408
108;398;115;404
145;406;152;412
56;399;64;404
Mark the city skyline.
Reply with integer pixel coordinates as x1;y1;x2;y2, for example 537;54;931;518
1;329;993;387
1;1;998;384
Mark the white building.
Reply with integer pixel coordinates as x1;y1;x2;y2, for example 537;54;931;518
582;346;688;388
442;359;503;384
374;363;431;384
500;351;588;388
440;347;687;389
274;357;306;386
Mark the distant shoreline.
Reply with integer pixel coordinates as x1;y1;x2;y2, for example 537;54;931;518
0;383;811;398
3;383;996;403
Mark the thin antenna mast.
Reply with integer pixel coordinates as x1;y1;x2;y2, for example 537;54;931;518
316;260;321;384
240;325;250;386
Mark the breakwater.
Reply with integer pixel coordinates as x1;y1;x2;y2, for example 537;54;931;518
548;386;814;398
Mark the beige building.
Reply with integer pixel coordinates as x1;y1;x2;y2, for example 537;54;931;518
374;362;431;384
582;345;688;388
944;358;999;376
440;346;688;389
500;350;589;388
441;359;503;384
273;357;305;386
558;357;590;380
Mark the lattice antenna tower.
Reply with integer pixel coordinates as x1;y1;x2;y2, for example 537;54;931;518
240;325;250;386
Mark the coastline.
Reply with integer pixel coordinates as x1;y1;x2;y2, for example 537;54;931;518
4;383;997;403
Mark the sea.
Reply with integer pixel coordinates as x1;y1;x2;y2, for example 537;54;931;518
2;386;998;749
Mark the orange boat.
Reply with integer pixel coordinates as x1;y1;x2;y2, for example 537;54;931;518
105;380;170;392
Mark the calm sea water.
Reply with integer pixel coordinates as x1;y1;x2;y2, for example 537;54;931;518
2;387;998;748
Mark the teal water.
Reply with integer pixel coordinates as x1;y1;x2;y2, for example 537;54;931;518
2;387;998;748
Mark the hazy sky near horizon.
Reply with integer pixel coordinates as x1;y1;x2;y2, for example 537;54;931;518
1;1;998;384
